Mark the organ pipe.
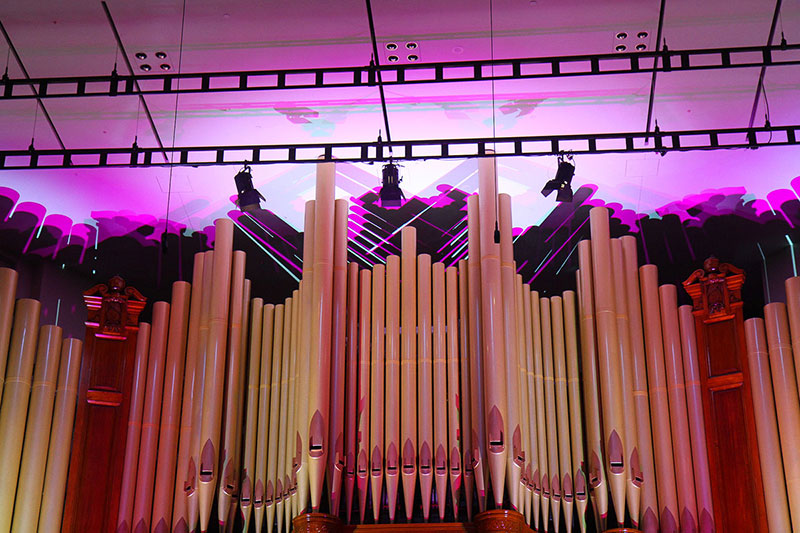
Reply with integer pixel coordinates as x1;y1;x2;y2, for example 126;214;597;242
432;261;447;520
401;227;419;521
0;267;18;405
418;254;434;520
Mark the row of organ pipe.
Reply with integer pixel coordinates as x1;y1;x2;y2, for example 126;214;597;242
109;155;800;533
0;267;84;533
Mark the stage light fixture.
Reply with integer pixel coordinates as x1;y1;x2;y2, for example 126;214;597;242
234;164;265;213
379;161;405;207
541;153;575;202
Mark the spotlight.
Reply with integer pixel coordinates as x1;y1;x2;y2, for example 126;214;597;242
379;161;405;207
234;164;265;213
541;153;575;202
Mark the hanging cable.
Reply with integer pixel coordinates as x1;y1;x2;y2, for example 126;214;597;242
162;0;188;253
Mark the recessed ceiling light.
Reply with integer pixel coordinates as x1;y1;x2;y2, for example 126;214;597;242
407;54;419;62
140;64;152;71
387;55;400;62
616;32;628;40
155;51;167;59
615;44;627;52
636;43;647;51
386;43;398;50
135;52;147;60
406;42;418;50
160;63;171;70
638;31;649;39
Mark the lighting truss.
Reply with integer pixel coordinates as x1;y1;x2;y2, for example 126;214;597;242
1;43;798;100
0;125;797;170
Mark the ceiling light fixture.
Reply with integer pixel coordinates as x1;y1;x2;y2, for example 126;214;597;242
379;161;405;207
406;42;418;50
541;153;575;202
160;63;171;70
636;43;647;51
616;32;628;40
386;42;398;50
387;55;399;62
615;44;627;52
234;164;265;213
638;31;649;39
408;54;419;62
140;64;152;71
135;52;147;60
155;51;167;59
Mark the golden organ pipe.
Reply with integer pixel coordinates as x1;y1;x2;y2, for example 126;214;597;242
401;227;419;521
307;161;336;512
763;302;800;529
385;255;401;521
785;277;800;408
659;285;698;533
296;199;316;515
285;289;300;531
639;265;679;533
575;242;608;525
523;285;541;530
744;318;793;533
229;277;252;531
117;322;151;533
432;261;448;521
152;282;191;533
344;264;359;524
610;239;640;526
620;235;657;533
328;199;349;515
277;297;294;533
677;305;714;533
357;269;372;523
446;265;462;519
541;296;559;531
457;259;475;520
132;300;170;533
218;252;246;528
198;218;235;532
254;303;275;533
369;263;386;522
0;298;40;532
587;207;626;526
172;253;205;533
466;194;488;513
240;298;264;532
552;296;573;533
37;337;82;533
418;254;434;520
0;267;18;405
265;304;285;533
477;154;509;508
11;324;62;533
563;291;587;533
187;249;214;532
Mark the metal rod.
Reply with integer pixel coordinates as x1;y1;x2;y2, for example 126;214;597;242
748;0;783;129
644;0;667;142
100;1;169;162
2;43;799;101
1;124;794;169
365;0;393;152
0;19;66;150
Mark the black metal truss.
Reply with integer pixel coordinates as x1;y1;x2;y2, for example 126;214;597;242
2;43;799;100
1;125;797;170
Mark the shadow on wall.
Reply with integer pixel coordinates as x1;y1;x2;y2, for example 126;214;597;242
2;178;800;320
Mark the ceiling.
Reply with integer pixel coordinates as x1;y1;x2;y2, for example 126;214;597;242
0;0;799;257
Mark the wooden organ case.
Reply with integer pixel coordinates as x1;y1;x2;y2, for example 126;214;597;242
61;276;146;533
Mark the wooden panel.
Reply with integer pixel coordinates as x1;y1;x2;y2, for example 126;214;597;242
708;385;762;533
704;317;740;377
62;328;138;533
